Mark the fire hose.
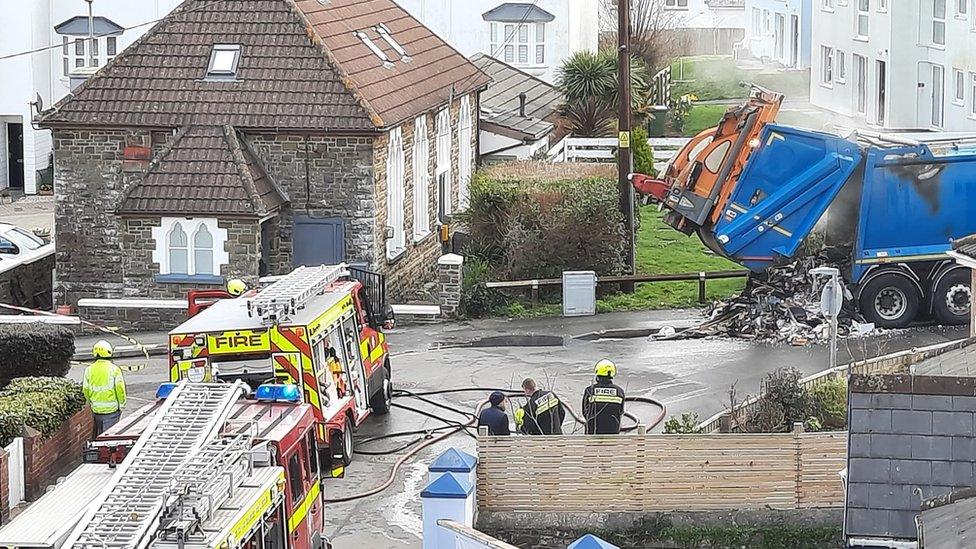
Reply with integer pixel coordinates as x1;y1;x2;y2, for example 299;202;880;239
324;387;667;503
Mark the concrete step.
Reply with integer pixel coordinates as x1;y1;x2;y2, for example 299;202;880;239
391;303;442;324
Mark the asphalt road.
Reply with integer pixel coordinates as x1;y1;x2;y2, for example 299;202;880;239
69;311;967;548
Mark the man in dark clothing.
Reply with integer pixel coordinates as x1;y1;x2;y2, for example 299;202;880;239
519;378;566;435
582;359;625;435
477;391;511;435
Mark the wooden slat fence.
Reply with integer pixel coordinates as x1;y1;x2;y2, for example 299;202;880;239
477;431;847;513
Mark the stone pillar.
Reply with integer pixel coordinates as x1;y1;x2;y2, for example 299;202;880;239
421;465;475;549
437;254;464;318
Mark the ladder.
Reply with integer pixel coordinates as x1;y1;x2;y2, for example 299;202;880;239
65;381;247;549
247;264;348;324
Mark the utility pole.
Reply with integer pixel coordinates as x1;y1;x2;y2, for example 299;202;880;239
617;0;636;290
85;0;95;67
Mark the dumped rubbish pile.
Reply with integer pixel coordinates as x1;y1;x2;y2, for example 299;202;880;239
680;257;872;345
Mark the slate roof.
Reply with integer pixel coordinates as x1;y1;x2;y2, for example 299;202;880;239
39;0;489;131
119;125;286;217
482;3;556;23
918;487;976;546
473;53;559;141
846;373;976;542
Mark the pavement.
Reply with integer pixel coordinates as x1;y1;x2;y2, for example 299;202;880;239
0;196;54;233
67;310;968;548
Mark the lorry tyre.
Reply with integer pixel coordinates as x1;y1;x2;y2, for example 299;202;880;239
933;269;971;326
370;363;392;415
342;416;355;465
859;275;921;329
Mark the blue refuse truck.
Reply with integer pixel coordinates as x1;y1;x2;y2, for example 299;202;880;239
637;105;976;328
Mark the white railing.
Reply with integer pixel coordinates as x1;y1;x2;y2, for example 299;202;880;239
5;437;24;510
436;520;519;549
552;137;690;172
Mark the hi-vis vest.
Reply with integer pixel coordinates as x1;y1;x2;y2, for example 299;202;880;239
83;359;127;414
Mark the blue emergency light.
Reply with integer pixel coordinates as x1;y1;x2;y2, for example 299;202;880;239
155;383;178;400
255;384;301;403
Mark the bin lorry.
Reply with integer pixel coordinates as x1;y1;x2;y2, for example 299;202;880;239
0;381;332;549
632;89;976;328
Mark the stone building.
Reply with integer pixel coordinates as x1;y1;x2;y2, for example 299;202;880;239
38;0;490;322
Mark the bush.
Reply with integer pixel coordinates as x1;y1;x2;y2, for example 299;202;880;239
664;412;702;434
811;377;848;430
0;376;86;446
0;324;75;387
750;367;815;433
459;164;627;282
459;258;505;319
631;126;657;178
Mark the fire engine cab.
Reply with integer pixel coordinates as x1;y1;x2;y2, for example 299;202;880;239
168;264;393;467
0;381;330;549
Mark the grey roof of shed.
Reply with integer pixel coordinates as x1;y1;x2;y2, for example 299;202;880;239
54;16;124;36
846;373;976;542
473;53;559;141
119;126;286;217
919;486;976;546
481;3;555;22
952;234;976;260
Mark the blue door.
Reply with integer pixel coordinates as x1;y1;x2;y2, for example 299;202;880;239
293;217;345;267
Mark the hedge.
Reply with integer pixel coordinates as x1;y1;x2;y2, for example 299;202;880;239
0;323;74;387
0;376;86;447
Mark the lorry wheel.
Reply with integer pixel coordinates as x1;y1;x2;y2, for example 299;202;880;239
859;275;921;329
370;365;392;415
933;269;971;326
341;416;355;465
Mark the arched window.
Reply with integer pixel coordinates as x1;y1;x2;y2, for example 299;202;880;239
168;222;188;274
193;223;214;275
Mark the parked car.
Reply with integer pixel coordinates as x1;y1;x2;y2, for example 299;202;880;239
0;223;46;259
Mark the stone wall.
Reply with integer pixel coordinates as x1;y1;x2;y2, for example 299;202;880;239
247;134;376;275
24;406;93;501
0;251;54;309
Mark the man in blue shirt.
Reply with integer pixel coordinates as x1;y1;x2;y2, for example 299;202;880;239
477;391;511;435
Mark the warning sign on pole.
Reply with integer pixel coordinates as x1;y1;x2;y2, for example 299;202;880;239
618;131;631;149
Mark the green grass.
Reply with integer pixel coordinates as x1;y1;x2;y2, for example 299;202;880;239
682;105;727;137
671;55;810;102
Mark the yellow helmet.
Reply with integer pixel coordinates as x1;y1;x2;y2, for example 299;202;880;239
93;340;114;359
595;359;617;378
514;407;525;427
227;278;247;296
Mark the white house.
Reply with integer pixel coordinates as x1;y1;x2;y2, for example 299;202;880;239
742;0;813;69
648;0;748;55
811;0;976;131
0;0;181;195
395;0;599;83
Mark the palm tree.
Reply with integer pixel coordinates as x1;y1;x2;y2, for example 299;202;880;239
558;50;653;137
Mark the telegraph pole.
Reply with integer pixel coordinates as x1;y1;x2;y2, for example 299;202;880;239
617;0;636;289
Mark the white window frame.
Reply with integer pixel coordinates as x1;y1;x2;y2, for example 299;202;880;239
151;217;229;277
954;69;966;105
853;54;867;114
457;96;473;210
491;23;546;67
385;126;406;260
855;0;869;39
934;0;947;46
751;8;761;34
970;72;976;118
957;0;968;17
836;50;847;83
436;108;452;220
664;0;689;9
820;46;834;87
878;0;887;11
412;115;431;241
822;0;835;11
60;35;118;76
763;9;771;33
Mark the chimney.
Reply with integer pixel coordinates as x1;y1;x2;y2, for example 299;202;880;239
518;93;527;117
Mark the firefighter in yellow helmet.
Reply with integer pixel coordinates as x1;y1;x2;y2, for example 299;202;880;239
83;340;127;436
227;278;247;297
582;359;625;434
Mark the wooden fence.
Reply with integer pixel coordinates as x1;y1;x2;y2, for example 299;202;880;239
696;338;974;433
477;430;847;513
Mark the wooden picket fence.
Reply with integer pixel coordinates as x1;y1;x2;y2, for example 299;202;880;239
476;430;847;513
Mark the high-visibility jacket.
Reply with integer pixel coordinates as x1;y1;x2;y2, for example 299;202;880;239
521;390;565;435
83;359;127;415
582;378;625;434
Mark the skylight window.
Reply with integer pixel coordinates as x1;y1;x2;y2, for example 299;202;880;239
375;23;411;63
354;31;394;69
206;44;242;80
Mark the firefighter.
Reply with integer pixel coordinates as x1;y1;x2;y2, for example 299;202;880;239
582;359;625;435
477;391;511;435
227;278;247;296
83;340;127;436
519;378;565;435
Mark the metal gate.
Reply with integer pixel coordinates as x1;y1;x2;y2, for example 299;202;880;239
293;216;345;267
349;265;387;323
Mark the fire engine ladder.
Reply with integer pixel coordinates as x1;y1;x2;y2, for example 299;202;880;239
64;381;247;549
248;263;348;324
156;429;255;544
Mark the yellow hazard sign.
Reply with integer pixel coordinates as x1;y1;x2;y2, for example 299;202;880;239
618;131;631;149
207;330;270;355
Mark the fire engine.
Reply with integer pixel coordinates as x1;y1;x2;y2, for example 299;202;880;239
0;381;332;549
168;264;393;468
